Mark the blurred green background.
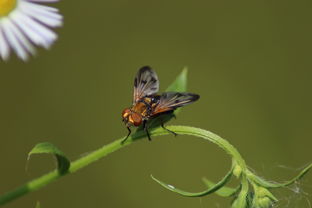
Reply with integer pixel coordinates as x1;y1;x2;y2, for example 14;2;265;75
0;0;311;207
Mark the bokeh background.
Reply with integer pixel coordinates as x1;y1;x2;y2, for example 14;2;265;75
0;0;311;207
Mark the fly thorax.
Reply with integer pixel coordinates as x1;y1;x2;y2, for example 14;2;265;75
132;102;148;114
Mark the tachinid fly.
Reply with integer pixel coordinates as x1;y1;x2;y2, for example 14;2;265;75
121;66;199;144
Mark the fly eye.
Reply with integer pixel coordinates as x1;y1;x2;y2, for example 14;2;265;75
122;108;131;117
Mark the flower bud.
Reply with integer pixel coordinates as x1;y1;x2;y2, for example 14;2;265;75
233;164;242;178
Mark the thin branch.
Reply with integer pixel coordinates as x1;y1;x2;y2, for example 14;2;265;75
0;125;246;205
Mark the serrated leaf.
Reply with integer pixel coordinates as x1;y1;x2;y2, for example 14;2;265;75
151;168;233;197
202;178;239;197
28;142;70;174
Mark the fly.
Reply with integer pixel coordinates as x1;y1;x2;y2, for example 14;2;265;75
121;66;199;144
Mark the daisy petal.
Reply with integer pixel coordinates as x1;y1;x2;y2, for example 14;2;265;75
11;11;50;48
15;12;58;48
26;0;59;2
6;17;36;56
19;1;62;27
1;18;29;61
22;1;60;13
0;0;62;61
0;25;11;60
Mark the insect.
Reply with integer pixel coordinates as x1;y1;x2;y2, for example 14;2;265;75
121;66;200;144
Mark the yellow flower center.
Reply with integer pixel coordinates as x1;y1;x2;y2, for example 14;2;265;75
0;0;17;17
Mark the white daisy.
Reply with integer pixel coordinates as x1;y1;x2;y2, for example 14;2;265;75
0;0;62;61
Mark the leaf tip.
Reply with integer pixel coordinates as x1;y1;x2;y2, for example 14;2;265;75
182;66;188;74
27;142;70;174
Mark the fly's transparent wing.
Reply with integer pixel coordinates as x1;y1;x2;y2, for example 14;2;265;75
133;66;159;104
152;92;199;116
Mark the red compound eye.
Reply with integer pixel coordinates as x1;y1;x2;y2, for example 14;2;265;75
122;108;131;118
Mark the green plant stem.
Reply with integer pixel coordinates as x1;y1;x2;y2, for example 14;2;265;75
0;125;245;206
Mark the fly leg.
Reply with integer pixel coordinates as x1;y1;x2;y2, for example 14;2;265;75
121;127;131;144
161;123;177;137
143;120;152;141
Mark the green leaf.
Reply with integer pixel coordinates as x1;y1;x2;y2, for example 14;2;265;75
166;67;188;92
35;201;40;208
28;142;70;174
151;167;233;197
202;178;239;197
231;175;249;208
248;163;312;188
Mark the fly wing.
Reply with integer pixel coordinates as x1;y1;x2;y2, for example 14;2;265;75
133;66;159;104
152;92;200;116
